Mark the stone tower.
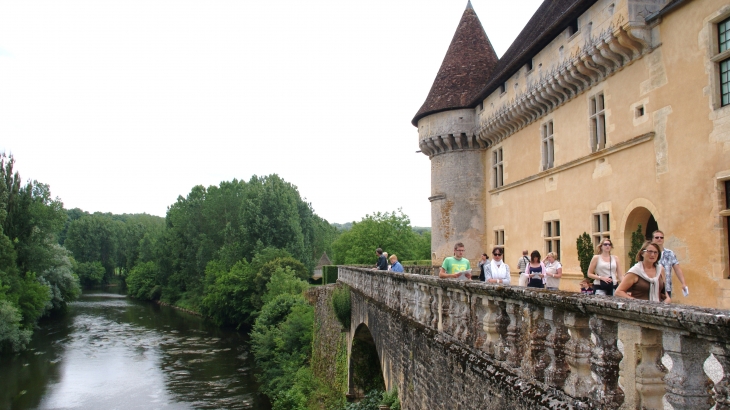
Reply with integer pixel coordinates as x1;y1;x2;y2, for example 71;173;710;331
412;1;497;265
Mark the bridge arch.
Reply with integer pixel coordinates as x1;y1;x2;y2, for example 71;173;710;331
347;323;385;400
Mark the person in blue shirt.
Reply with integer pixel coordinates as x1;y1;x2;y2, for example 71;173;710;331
389;254;404;273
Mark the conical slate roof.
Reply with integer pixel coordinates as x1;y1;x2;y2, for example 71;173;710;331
315;252;332;268
412;1;498;126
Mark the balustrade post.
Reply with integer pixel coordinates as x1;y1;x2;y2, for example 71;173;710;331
588;317;624;408
416;284;430;326
437;288;444;332
711;343;730;409
430;287;439;329
618;323;666;410
663;331;714;410
544;307;570;389
563;312;595;398
454;291;469;342
521;303;550;382
483;299;508;361
473;296;489;351
505;301;524;368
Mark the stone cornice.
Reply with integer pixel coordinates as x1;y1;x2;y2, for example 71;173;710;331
476;22;653;146
418;132;485;158
489;132;654;194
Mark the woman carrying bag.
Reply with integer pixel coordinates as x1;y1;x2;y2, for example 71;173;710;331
586;238;624;296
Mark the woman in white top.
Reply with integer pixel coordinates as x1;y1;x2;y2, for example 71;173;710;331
484;247;510;285
587;238;624;296
543;252;562;290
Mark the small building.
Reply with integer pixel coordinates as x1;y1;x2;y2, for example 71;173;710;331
414;0;730;308
312;252;332;281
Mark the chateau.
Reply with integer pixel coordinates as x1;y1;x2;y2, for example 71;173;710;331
414;0;730;308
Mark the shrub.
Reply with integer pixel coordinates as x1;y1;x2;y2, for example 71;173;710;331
628;224;645;264
0;300;32;353
199;259;252;328
250;293;314;399
401;260;431;266
576;232;593;278
344;389;384;410
126;261;159;300
331;285;351;330
262;267;309;305
323;265;338;284
74;261;105;286
381;386;400;410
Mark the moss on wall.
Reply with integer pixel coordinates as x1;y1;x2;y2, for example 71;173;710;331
307;284;349;409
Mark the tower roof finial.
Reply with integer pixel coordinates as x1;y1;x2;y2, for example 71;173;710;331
466;0;473;10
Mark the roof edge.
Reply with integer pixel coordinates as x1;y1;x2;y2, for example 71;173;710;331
411;105;473;127
468;0;598;107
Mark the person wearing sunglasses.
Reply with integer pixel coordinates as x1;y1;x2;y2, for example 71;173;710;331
651;230;688;298
586;239;624;296
483;248;510;285
439;242;472;280
615;241;670;303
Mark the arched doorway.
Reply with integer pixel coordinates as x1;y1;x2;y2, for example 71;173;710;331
623;206;658;269
348;324;385;402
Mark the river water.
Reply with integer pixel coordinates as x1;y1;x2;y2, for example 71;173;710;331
0;289;271;410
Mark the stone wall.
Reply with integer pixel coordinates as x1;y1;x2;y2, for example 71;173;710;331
350;288;574;410
339;266;730;410
306;285;349;409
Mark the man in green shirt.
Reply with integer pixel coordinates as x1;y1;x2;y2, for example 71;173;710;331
439;242;472;279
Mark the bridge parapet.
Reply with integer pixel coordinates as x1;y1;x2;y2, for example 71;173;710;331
339;266;730;410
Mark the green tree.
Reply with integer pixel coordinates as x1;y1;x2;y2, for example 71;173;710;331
576;232;593;278
199;259;253;328
38;244;80;312
331;209;424;264
125;261;161;300
628;224;645;265
0;299;32;353
241;175;316;268
250;293;314;400
74;261;105;286
64;215;118;282
262;267;309;305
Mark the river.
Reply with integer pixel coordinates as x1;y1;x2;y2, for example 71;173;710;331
0;289;272;410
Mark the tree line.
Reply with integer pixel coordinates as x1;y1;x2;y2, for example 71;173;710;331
0;153;431;408
0;154;81;353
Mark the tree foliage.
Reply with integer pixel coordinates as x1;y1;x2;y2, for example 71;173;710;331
0;154;80;353
628;224;645;264
331;209;429;265
576;232;593;278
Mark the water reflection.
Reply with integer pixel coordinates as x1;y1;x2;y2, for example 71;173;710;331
0;290;270;410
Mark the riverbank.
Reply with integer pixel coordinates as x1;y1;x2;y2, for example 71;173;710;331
0;290;270;410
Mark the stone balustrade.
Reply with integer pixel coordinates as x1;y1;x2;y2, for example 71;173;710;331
338;266;730;410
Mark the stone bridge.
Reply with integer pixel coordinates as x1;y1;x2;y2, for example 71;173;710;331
329;266;730;410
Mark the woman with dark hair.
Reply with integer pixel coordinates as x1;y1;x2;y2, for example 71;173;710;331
526;250;546;288
586;238;624;296
615;241;670;303
483;248;510;285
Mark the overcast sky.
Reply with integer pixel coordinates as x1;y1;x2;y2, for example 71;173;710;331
0;0;543;227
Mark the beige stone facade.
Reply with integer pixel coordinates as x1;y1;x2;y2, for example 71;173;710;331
415;0;730;308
